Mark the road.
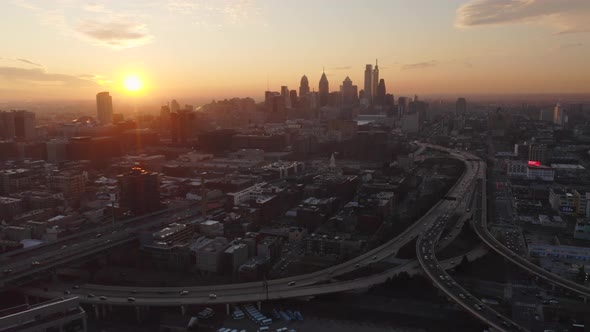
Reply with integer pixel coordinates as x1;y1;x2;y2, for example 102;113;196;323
415;147;527;332
21;143;481;307
0;206;198;287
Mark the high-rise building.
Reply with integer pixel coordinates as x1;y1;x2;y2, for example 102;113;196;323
280;86;291;108
398;97;409;117
456;97;467;114
170;99;180;113
96;92;113;125
372;59;379;98
319;70;329;107
528;143;547;164
118;167;161;215
554;102;564;125
289;90;298;108
340;76;358;105
375;79;386;106
299;75;310;97
0;111;15;139
160;105;171;131
10;111;36;140
364;64;373;101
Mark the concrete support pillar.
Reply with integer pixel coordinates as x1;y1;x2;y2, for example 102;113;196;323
226;303;230;316
24;295;29;304
101;304;107;319
93;305;100;319
584;296;587;304
108;304;113;313
82;316;87;331
135;306;142;323
181;305;186;316
551;284;555;291
257;301;261;311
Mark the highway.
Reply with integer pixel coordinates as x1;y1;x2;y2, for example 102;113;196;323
21;142;481;307
0;206;198;287
473;164;590;299
415;147;528;332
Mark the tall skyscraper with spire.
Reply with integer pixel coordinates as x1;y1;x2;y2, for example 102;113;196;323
319;69;329;107
299;75;310;97
372;59;379;97
364;64;373;101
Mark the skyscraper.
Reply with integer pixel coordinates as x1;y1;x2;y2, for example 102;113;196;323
554;102;564;125
375;79;386;106
0;111;16;139
289;90;298;108
456;98;467;114
170;99;180;113
281;86;291;108
13;110;36;139
118;167;161;215
340;76;358;105
372;59;379;98
364;64;373;101
319;69;329;107
96;92;113;125
299;75;310;97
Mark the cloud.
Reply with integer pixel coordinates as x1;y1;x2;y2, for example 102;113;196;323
557;42;584;49
12;0;154;49
16;58;42;67
0;66;99;87
402;60;438;70
455;0;590;34
167;0;262;27
76;19;153;48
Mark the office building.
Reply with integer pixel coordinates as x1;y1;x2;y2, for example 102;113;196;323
528;143;547;164
0;111;15;139
96;92;113;125
0;196;23;223
280;86;291;108
0;297;87;332
364;64;373;101
554;102;564;126
374;79;386;106
372;59;379;97
118;167;161;215
195;237;228;274
456;97;467;114
398;97;409;117
170;99;180;113
299;75;310;97
340;76;358;105
47;170;87;200
319;70;329;107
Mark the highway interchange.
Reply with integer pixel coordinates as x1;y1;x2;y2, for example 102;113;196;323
12;142;590;331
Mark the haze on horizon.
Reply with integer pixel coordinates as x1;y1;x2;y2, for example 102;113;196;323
0;0;589;103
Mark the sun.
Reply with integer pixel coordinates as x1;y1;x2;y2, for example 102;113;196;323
124;75;143;92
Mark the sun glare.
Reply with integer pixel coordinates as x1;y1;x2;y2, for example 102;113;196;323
124;75;143;92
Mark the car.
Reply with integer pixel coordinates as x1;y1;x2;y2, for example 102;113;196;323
354;264;360;268
73;285;80;289
63;290;71;295
288;281;296;286
458;293;466;299
180;291;189;295
31;261;41;266
372;256;377;260
209;293;217;299
87;294;95;298
95;233;102;238
99;296;107;300
60;245;68;250
130;290;137;294
3;269;13;274
127;297;136;302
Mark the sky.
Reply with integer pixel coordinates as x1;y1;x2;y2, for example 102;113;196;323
0;0;589;103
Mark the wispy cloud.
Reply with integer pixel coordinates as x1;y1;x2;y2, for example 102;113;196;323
167;0;262;27
402;60;438;70
0;66;99;87
76;19;153;48
455;0;590;34
330;66;352;71
16;58;42;67
557;42;584;49
12;0;154;49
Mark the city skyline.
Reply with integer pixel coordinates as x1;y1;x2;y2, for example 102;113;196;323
0;0;589;102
